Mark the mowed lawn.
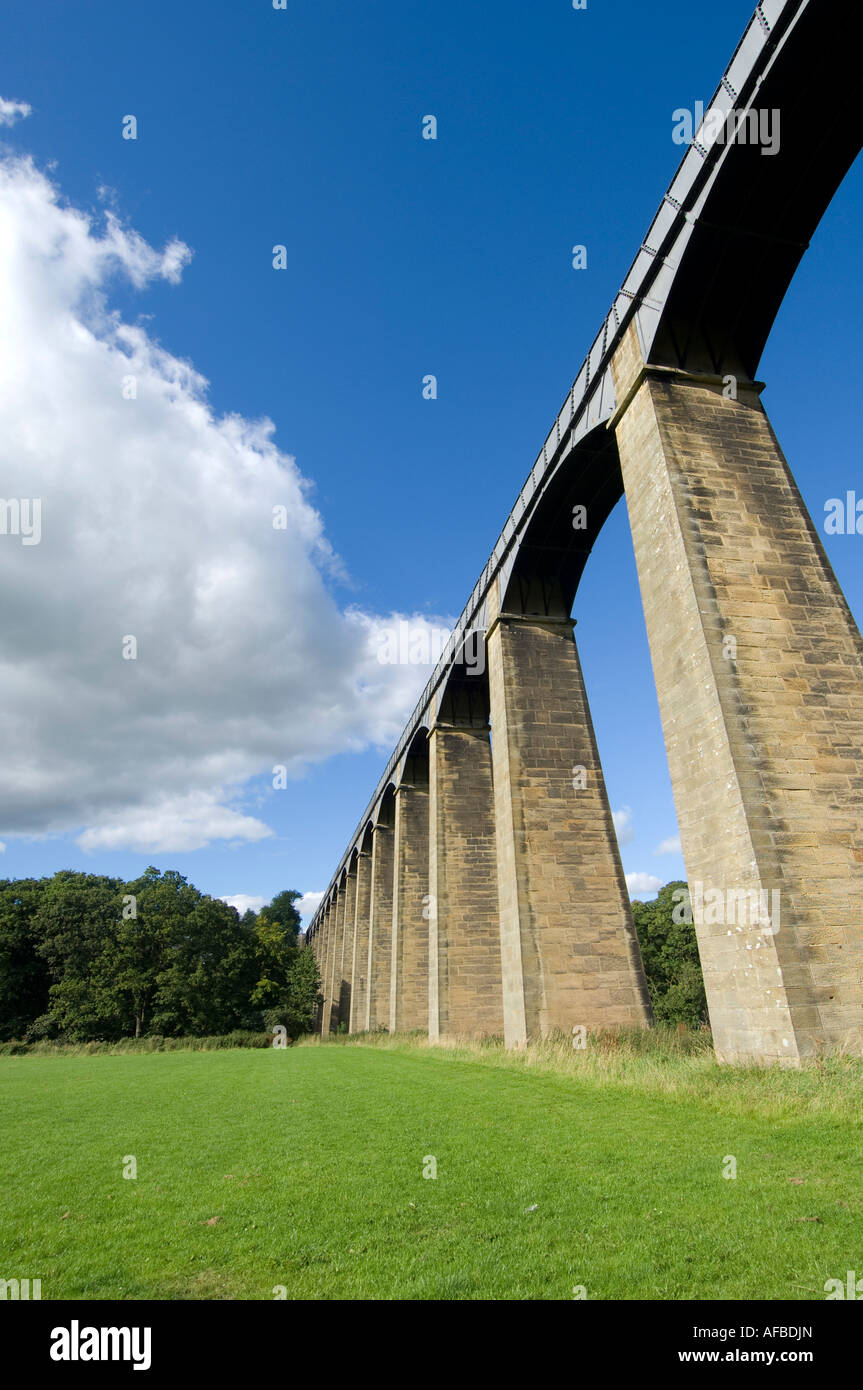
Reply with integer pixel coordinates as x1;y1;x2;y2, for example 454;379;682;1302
1;1043;860;1300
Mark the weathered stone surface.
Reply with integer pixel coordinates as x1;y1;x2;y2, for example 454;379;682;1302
314;906;329;1032
486;580;652;1046
323;890;343;1034
389;780;429;1033
349;849;372;1033
612;323;863;1064
367;822;394;1031
428;723;504;1040
339;867;357;1030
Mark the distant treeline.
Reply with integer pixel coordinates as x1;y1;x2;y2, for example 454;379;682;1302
0;868;322;1043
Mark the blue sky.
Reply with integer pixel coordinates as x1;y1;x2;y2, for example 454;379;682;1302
1;0;861;924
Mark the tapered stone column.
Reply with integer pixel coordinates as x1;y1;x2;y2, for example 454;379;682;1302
313;913;326;1033
611;323;863;1064
367;820;394;1031
428;722;504;1039
322;906;335;1031
389;778;429;1033
487;582;651;1047
349;848;372;1033
338;866;357;1030
322;897;339;1034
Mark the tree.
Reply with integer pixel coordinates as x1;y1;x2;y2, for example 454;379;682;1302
33;871;128;1040
250;894;322;1037
0;879;49;1041
631;880;708;1028
261;950;322;1039
115;867;178;1037
265;890;302;941
282;946;323;1037
0;868;316;1043
140;872;256;1036
249;893;302;1013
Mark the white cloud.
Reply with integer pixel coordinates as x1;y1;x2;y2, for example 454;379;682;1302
220;893;266;917
220;890;323;923
0;97;31;128
0;150;454;853
0;840;5;853
296;890;324;923
612;806;634;845
654;835;682;856
625;872;664;898
76;793;273;854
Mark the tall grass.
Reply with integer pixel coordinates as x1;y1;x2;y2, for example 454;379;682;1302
299;1025;863;1120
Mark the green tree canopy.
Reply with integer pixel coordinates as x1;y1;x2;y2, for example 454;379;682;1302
33;871;128;1040
0;878;50;1041
631;880;708;1028
0;870;321;1043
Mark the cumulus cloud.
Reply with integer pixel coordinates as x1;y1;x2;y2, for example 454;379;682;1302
219;889;323;923
654;835;682;856
0;97;31;128
622;872;664;895
77;793;273;854
625;872;664;898
219;894;267;917
0;149;453;853
612;806;634;845
296;890;324;922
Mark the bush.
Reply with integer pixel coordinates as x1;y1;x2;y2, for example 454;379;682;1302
23;1012;60;1042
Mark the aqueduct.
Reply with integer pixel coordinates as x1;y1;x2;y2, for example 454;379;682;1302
307;0;863;1065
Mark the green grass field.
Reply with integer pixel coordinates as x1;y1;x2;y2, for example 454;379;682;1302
2;1037;861;1300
